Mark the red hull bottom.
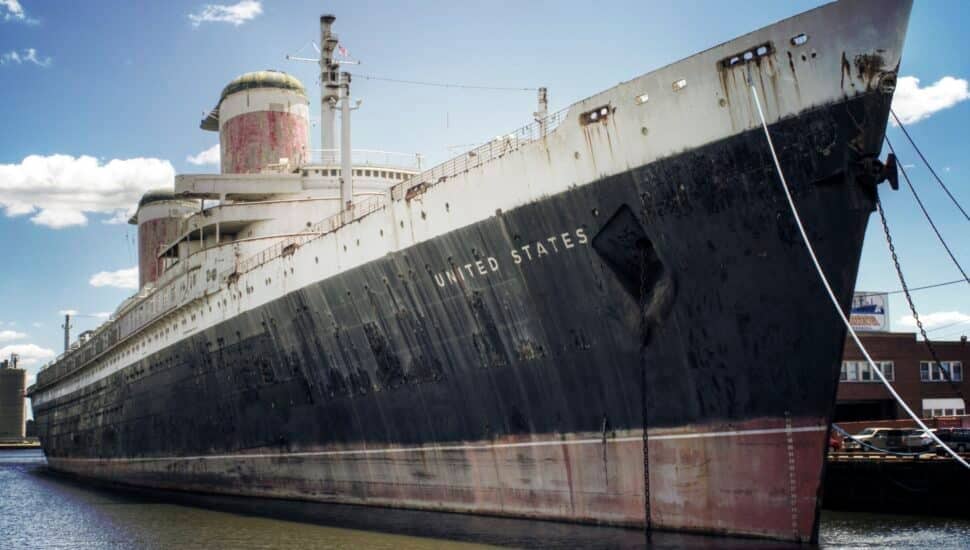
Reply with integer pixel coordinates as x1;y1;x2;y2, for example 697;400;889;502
46;416;827;542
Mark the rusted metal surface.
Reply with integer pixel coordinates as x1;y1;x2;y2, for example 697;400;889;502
648;418;827;541
48;432;647;528
221;110;309;174
137;218;179;288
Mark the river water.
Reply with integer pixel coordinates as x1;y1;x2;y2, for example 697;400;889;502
2;449;968;549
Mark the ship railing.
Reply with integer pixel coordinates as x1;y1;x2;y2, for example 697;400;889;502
306;149;423;170
390;108;568;200
33;113;567;380
37;195;387;382
235;194;386;274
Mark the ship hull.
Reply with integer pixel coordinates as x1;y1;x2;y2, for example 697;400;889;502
35;88;889;542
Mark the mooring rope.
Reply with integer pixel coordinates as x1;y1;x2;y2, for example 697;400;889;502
747;82;970;469
890;109;970;222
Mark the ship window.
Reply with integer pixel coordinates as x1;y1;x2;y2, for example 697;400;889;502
791;33;809;47
635;93;649;105
580;105;612;125
381;171;388;178
672;79;687;91
331;169;338;176
365;170;372;177
354;169;361;176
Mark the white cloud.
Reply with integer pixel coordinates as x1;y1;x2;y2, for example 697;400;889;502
0;330;26;342
0;0;34;23
189;1;262;27
0;154;175;229
187;144;220;166
0;0;23;19
0;48;51;67
102;209;133;225
892;76;970;125
92;312;111;319
58;309;78;316
898;311;970;331
0;343;56;366
89;267;138;290
31;208;87;228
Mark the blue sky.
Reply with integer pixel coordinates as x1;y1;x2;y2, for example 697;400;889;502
1;0;968;382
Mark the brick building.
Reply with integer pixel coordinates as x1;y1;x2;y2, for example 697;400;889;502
836;332;969;422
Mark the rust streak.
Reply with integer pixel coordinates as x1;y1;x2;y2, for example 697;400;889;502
840;52;850;90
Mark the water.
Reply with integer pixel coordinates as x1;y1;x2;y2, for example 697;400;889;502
2;449;968;549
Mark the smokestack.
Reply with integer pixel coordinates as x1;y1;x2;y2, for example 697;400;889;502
62;313;72;352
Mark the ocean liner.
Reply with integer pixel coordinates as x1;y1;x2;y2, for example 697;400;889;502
29;0;912;542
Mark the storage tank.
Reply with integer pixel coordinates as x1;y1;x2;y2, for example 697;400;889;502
200;70;310;174
130;190;199;289
0;362;26;441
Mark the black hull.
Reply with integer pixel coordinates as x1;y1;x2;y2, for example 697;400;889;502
34;90;891;541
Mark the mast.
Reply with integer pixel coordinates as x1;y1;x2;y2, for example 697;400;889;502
340;71;353;212
535;87;549;136
319;15;340;156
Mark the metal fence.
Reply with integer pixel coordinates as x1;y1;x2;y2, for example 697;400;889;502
391;108;569;200
37;110;570;379
307;149;422;170
236;194;386;274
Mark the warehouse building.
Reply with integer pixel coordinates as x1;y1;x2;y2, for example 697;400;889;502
834;291;968;422
836;331;968;421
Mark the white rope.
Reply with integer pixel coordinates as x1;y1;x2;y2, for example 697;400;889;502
748;83;970;469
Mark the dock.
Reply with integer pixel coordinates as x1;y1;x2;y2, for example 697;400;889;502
824;452;970;517
0;439;41;450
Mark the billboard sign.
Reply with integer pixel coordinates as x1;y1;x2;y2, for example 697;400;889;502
850;292;889;332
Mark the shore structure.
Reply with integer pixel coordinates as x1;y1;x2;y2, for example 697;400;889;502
0;355;27;443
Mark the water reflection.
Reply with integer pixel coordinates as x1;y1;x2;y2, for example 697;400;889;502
2;449;968;549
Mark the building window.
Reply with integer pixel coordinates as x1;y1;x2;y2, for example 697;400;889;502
923;398;967;418
920;361;963;382
840;361;893;382
844;361;858;381
881;362;894;381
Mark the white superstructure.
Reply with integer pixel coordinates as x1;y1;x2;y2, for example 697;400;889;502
33;0;906;409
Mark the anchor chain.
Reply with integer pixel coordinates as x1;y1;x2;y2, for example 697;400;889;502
638;193;652;535
875;197;964;395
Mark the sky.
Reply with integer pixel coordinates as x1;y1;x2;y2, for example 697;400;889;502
0;0;968;388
